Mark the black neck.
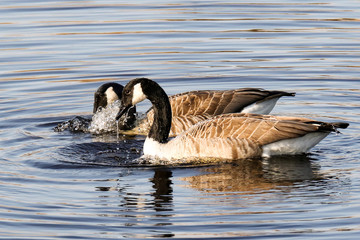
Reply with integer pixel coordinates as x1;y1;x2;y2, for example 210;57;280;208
144;81;172;143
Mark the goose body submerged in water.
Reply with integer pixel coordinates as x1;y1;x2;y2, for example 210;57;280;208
116;78;349;163
94;82;295;136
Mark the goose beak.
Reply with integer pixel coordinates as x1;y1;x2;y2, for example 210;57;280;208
116;105;132;121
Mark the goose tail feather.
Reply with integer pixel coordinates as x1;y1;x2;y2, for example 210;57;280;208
315;121;349;133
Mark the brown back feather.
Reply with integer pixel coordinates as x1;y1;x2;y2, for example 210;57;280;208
143;89;295;136
168;88;294;116
181;113;343;146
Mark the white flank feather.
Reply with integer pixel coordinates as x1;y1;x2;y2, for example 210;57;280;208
262;132;329;158
241;97;280;115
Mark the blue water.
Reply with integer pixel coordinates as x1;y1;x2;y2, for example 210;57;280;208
0;0;359;239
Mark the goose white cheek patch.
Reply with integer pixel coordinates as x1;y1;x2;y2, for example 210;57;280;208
132;83;146;105
105;87;119;105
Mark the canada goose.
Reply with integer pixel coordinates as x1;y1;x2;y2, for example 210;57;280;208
116;78;349;163
95;82;295;136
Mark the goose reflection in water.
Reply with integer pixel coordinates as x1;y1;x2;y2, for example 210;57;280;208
94;155;323;209
95;168;175;239
90;154;344;239
181;155;323;195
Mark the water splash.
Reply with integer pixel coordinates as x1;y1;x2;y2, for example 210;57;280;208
53;116;91;133
89;101;122;134
54;100;137;135
89;100;137;134
117;119;120;140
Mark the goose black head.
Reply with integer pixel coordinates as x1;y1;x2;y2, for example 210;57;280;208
93;82;124;113
116;78;148;120
94;82;137;130
116;78;171;142
116;78;169;120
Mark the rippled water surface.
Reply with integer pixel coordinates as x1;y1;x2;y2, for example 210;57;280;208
1;0;360;239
